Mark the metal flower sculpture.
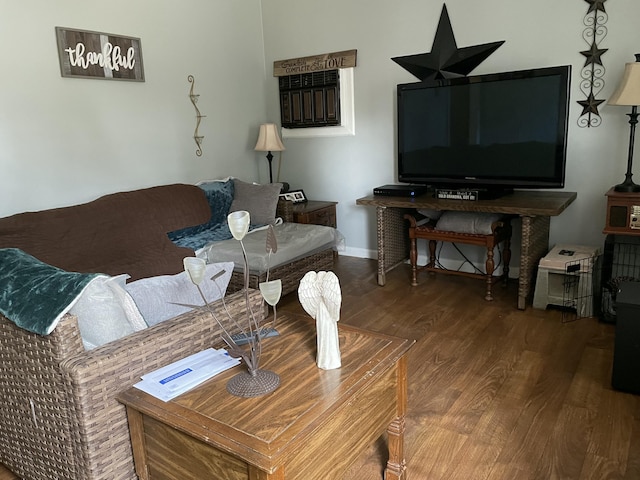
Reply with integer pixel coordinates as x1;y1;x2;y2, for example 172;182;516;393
184;210;282;397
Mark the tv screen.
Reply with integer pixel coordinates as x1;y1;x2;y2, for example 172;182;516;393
397;65;571;191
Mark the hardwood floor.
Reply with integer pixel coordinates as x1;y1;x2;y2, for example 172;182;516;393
1;255;638;479
280;256;639;480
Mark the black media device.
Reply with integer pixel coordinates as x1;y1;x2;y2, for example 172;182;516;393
396;65;571;197
373;184;430;197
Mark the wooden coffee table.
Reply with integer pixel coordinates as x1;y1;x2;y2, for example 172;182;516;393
118;313;414;480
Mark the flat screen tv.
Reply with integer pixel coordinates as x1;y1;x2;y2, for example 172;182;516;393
397;65;571;193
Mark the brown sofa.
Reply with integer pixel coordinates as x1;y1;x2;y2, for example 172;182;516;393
0;183;332;479
0;184;211;282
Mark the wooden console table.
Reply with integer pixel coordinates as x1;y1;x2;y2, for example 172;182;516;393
356;190;577;309
118;313;414;480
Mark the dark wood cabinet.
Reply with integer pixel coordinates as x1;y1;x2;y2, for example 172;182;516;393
292;201;337;228
279;71;340;128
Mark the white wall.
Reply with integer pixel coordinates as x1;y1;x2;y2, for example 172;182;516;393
0;0;268;217
261;0;640;263
2;1;640;269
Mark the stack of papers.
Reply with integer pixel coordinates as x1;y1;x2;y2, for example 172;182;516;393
134;348;240;401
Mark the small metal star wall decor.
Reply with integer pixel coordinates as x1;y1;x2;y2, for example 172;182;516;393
578;0;608;127
391;4;504;81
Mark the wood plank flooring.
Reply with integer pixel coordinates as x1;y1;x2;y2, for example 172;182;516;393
279;256;639;480
1;255;638;479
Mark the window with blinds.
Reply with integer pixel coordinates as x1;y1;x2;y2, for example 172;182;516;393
279;70;340;128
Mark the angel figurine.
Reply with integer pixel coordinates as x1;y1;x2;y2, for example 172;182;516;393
298;271;342;370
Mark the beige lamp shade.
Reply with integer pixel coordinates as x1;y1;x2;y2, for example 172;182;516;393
609;58;640;106
254;123;285;152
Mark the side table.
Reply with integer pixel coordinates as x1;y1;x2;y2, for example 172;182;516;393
291;200;337;228
118;313;413;480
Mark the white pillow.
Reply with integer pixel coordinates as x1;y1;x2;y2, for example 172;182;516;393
417;209;443;221
70;274;147;350
125;262;234;327
434;211;504;235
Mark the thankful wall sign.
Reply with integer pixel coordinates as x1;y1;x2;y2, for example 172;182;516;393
55;27;145;81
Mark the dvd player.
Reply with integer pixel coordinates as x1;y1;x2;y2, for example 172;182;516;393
373;184;430;197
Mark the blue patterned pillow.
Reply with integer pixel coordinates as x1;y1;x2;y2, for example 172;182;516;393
199;179;235;226
167;179;235;249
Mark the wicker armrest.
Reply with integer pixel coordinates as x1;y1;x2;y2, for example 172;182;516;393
277;198;294;223
63;288;264;479
0;288;264;480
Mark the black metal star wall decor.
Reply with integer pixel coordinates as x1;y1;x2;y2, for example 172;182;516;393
578;0;608;127
585;0;607;14
391;4;505;82
578;92;606;116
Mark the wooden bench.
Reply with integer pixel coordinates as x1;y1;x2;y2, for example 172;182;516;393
404;213;513;301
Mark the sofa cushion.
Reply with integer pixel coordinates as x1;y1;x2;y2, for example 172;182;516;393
125;261;234;327
70;274;147;350
0;248;100;335
229;179;282;226
204;223;341;273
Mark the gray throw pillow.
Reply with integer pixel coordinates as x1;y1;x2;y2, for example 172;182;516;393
229;179;282;225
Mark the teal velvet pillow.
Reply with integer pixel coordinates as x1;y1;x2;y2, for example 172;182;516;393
167;179;235;250
0;248;99;335
199;178;235;225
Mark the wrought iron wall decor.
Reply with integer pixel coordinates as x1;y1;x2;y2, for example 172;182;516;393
577;0;608;128
391;4;504;82
188;75;205;156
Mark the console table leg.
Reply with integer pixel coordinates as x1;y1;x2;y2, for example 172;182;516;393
518;215;550;310
376;206;410;286
376;206;388;286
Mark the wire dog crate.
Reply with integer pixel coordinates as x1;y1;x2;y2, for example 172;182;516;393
533;244;600;322
561;254;602;323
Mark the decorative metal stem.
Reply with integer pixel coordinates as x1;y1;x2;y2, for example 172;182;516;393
188;75;206;156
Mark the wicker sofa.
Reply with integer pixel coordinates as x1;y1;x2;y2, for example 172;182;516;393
0;292;262;480
0;181;335;479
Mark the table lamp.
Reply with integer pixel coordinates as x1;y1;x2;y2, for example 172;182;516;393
608;54;640;192
254;123;285;184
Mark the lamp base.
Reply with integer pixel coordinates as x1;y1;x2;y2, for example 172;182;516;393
614;178;640;193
